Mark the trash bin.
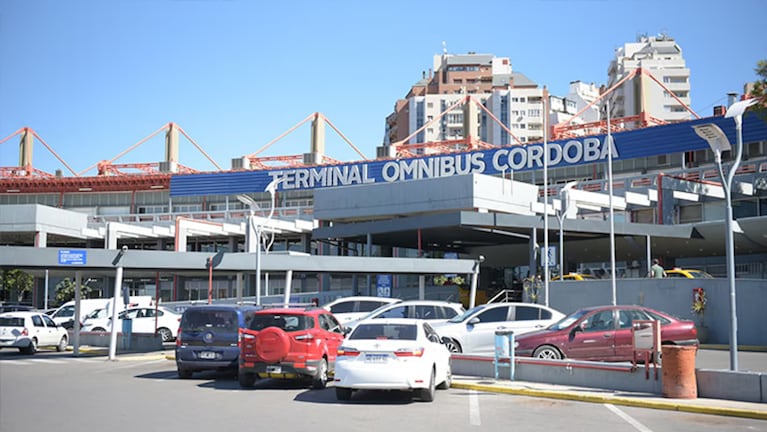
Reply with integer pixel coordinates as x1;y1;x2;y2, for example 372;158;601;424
661;345;697;399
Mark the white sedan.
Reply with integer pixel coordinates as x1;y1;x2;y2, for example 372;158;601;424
333;318;452;402
431;302;565;354
0;311;69;354
81;306;181;342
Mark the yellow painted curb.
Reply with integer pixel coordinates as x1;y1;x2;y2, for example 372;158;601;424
451;382;767;421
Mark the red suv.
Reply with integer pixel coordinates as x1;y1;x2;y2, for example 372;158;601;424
238;307;345;389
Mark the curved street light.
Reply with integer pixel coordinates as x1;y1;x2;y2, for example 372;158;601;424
556;181;578;279
237;178;283;306
691;97;757;371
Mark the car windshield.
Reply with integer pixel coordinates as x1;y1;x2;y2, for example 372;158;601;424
548;309;590;331
349;323;417;341
357;303;400;321
447;304;487;323
182;310;238;331
687;270;713;279
249;313;313;332
0;317;24;327
85;308;108;319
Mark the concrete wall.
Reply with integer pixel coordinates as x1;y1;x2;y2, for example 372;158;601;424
452;354;766;403
546;278;767;346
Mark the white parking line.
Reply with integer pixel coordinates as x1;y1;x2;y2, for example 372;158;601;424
28;358;66;364
468;389;481;426
604;403;653;432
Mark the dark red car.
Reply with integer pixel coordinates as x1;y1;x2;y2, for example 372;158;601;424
514;305;698;361
238;307;345;389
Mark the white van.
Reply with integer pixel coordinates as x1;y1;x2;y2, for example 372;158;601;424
50;296;154;328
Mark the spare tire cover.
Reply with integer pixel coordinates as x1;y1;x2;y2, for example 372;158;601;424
255;327;291;363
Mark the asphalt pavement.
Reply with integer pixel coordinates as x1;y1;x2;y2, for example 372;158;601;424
73;344;767;421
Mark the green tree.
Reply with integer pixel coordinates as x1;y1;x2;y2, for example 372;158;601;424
0;269;35;303
54;278;92;305
750;59;767;120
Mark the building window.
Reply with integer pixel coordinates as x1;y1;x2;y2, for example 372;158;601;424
679;204;702;223
528;109;541;117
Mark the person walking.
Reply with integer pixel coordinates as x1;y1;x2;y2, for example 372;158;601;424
649;259;666;278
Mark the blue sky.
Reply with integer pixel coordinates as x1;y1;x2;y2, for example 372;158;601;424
1;0;765;175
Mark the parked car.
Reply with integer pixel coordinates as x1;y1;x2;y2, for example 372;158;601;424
514;305;698;362
321;296;402;323
0;311;68;354
431;302;565;353
175;304;260;378
49;296;154;328
334;319;452;402
343;300;465;333
238;307;345;389
0;303;35;314
665;268;714;279
80;306;181;342
551;273;597;281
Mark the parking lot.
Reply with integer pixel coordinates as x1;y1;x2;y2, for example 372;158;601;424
1;348;765;432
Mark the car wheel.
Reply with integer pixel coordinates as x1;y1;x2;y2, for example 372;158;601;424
443;338;462;353
533;345;562;360
22;338;38;355
437;363;452;390
56;335;68;352
157;327;173;342
418;368;436;402
311;358;328;390
239;370;257;388
93;327;106;332
335;387;352;401
178;368;193;379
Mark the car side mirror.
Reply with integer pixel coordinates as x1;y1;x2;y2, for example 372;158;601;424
342;327;352;336
468;317;480;325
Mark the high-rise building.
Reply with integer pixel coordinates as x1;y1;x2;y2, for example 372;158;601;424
607;34;692;122
384;52;546;152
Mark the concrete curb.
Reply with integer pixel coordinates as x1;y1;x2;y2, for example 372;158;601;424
450;382;767;421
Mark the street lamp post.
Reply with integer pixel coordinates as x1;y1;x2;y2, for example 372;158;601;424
557;182;577;279
691;98;757;371
237;178;283;306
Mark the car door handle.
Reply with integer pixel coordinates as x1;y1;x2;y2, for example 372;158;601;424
603;333;613;338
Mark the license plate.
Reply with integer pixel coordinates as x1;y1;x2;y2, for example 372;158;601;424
266;365;281;373
365;354;388;363
199;351;217;360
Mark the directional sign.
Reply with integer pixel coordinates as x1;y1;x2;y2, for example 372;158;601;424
540;246;557;267
376;275;392;298
58;249;87;265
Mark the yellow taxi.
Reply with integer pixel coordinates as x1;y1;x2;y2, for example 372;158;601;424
665;268;714;279
552;273;597;281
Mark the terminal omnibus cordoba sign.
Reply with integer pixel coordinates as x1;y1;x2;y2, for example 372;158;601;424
169;114;766;197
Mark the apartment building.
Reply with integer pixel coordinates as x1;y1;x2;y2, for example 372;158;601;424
607;34;692;122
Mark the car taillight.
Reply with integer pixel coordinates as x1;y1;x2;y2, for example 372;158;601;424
395;347;425;357
337;346;360;357
22;327;29;336
242;333;256;340
176;327;182;347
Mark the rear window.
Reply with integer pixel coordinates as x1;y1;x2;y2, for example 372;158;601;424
0;317;24;327
181;310;239;332
349;323;417;341
250;313;313;332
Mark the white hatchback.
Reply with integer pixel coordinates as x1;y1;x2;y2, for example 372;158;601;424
81;306;181;342
343;300;465;333
431;302;565;354
0;311;69;354
321;296;401;324
334;318;452;402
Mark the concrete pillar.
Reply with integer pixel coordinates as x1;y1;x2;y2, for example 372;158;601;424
164;123;179;173
34;231;47;248
19;128;33;168
311;113;326;154
463;98;478;140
